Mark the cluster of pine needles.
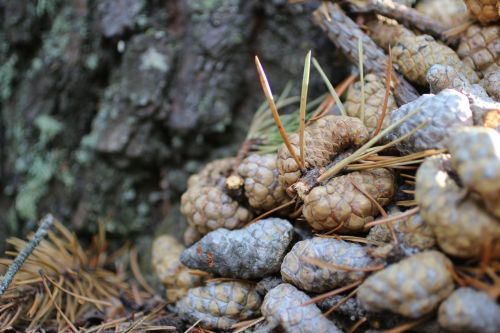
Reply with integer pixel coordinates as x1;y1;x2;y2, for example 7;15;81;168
0;215;177;332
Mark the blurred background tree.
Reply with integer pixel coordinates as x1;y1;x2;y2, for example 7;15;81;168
0;0;347;254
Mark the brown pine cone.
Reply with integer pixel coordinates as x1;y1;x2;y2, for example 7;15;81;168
180;185;252;234
457;24;499;77
367;212;436;252
261;283;342;333
438;288;500;333
447;127;500;218
152;235;202;302
175;281;262;330
463;0;499;24
344;73;398;134
181;157;253;235
386;89;473;154
416;0;469;28
281;238;373;293
302;168;395;231
415;154;500;258
277;115;369;191
480;67;500;100
366;19;414;51
357;251;454;318
238;154;290;211
187;157;235;188
391;34;479;86
183;225;203;246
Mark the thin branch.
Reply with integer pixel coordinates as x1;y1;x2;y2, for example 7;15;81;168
299;50;312;167
0;214;55;295
255;56;304;169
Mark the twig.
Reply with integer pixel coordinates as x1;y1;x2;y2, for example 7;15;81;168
313;3;419;105
299;50;312;167
255;56;304;169
0;214;55;295
184;319;202;333
347;0;451;43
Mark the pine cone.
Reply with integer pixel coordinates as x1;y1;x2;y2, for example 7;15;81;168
480;67;500;100
152;235;202;302
447;127;500;218
386;89;473;154
181;218;294;279
281;238;373;293
463;0;499;24
181;157;252;235
261;283;342;333
366;19;414;51
302;168;395;232
238;154;290;211
277;115;369;190
415;154;500;258
175;281;262;330
391;34;479;85
457;24;499;77
367;212;436;251
426;64;487;97
438;288;500;333
425;65;500;130
187;157;235;188
357;251;454;318
183;225;203;246
180;185;252;234
344;73;398;134
416;0;469;28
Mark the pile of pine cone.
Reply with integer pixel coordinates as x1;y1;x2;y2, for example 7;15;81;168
152;1;499;332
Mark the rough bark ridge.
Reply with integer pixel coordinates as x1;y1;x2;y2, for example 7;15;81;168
0;0;347;252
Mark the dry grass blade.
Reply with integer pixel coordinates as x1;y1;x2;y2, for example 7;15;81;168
357;35;365;123
130;247;156;294
373;47;393;137
302;280;362;306
255;56;304;169
324;287;359;316
312;57;346;116
231;316;265;333
299;50;312;167
41;274;79;333
247;200;296;225
349;317;368;333
300;256;385;273
184;319;202;333
383;315;432;333
364;207;419;228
